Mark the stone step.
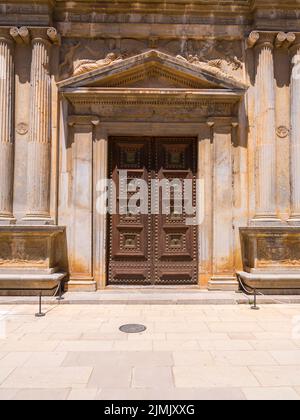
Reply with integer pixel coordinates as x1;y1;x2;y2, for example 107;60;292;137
0;290;300;305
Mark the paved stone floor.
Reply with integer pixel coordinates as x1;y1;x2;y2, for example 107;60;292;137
0;303;300;400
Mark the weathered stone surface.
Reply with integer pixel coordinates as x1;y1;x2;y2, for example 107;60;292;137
0;28;15;223
0;226;66;295
0;1;299;293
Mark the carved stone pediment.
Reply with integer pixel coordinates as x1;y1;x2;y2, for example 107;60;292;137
58;50;247;91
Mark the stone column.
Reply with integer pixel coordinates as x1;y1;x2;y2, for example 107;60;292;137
25;29;53;223
0;28;15;223
67;116;99;292
94;126;108;289
249;32;278;222
197;123;213;288
209;120;237;291
290;35;300;222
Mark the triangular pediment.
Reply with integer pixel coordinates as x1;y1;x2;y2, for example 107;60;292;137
58;50;247;92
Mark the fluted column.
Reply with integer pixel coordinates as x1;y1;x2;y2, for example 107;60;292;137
249;32;278;222
25;30;53;222
0;29;15;223
290;35;300;221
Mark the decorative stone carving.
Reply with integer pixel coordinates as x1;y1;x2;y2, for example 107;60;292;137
59;39;126;79
184;39;244;77
0;226;65;269
59;41;81;78
16;122;29;136
0;28;15;222
276;126;290;138
0;226;66;296
73;52;123;76
176;54;241;82
59;38;244;81
241;228;300;272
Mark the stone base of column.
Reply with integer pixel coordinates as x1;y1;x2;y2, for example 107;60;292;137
0;217;16;226
288;216;300;226
22;216;54;226
208;277;239;291
250;216;283;227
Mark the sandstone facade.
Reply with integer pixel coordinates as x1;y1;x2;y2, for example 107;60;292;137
0;0;300;293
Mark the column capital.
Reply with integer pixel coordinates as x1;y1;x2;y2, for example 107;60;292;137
31;27;60;45
0;27;60;46
289;33;300;55
0;27;17;44
247;31;276;49
275;32;288;49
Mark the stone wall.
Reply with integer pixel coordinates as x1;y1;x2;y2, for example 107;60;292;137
0;1;300;292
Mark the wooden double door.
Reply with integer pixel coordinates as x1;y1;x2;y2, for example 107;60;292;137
108;137;198;285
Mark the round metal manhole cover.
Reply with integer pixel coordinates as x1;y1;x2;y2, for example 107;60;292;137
119;324;147;334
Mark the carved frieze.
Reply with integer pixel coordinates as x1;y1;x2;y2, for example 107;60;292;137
73;53;123;76
59;37;244;81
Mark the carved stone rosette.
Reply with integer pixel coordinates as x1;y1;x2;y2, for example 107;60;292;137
0;28;16;223
25;28;58;222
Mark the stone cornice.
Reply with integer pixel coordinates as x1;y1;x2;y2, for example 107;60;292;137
1;1;300;24
54;1;300;14
63;89;242;110
58;50;248;91
55;1;252;15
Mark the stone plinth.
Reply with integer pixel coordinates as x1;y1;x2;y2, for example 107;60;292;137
238;227;300;293
0;226;67;295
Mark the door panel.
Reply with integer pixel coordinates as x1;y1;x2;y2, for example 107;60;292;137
154;138;198;285
108;137;198;285
109;138;151;285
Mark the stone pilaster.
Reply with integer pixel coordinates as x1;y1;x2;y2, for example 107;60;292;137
0;28;15;224
197;122;213;288
94;126;108;289
24;28;57;223
289;34;300;222
209;120;237;291
249;32;279;223
67;115;100;292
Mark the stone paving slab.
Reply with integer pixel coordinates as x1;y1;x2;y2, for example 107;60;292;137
0;303;299;400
